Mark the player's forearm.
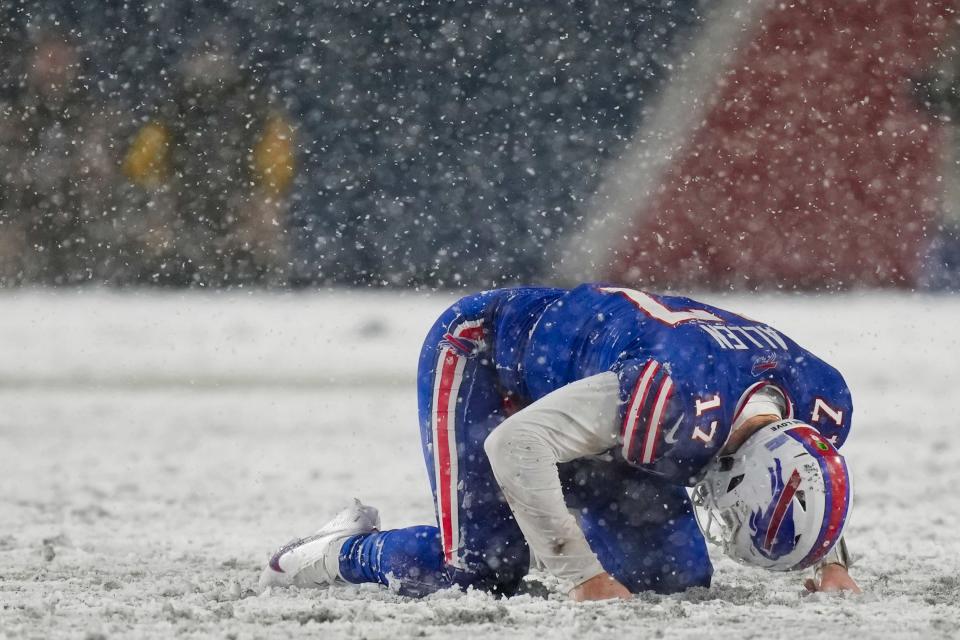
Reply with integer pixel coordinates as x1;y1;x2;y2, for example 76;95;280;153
483;373;623;586
484;422;606;586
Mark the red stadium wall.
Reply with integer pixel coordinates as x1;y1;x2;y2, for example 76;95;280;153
610;0;953;289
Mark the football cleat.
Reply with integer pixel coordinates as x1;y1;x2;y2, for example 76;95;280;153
692;419;851;571
259;499;380;590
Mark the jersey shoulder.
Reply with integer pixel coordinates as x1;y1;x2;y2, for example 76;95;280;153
771;353;853;449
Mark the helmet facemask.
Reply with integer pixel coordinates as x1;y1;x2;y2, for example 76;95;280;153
691;459;744;550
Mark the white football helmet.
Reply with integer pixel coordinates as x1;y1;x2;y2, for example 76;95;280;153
692;418;851;571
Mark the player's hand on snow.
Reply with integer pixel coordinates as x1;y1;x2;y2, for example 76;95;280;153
570;572;632;601
804;564;862;594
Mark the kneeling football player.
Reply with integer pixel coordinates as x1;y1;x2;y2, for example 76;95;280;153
261;284;858;600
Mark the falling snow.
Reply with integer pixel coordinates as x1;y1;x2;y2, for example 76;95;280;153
2;1;960;638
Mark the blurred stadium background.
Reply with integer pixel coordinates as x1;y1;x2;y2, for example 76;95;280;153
2;0;957;291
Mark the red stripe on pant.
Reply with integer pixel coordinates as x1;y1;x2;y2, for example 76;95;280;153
434;348;460;565
433;320;482;566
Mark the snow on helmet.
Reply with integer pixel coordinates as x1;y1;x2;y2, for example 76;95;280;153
691;418;851;571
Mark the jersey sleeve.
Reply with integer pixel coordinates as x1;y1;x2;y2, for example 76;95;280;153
794;374;854;449
613;358;719;485
616;359;675;467
779;352;854;450
615;359;702;484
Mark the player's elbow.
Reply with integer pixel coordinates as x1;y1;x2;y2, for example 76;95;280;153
484;417;552;482
483;424;511;476
484;420;530;482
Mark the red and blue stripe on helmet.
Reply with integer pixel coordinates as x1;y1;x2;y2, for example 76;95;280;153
786;425;851;569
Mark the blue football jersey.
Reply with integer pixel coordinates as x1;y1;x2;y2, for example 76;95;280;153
503;284;853;485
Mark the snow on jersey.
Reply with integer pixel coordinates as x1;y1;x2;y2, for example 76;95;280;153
514;284;853;485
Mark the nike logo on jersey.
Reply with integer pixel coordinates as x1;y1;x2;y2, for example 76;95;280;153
663;413;685;444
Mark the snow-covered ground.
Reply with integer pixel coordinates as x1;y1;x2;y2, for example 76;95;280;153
1;290;958;639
